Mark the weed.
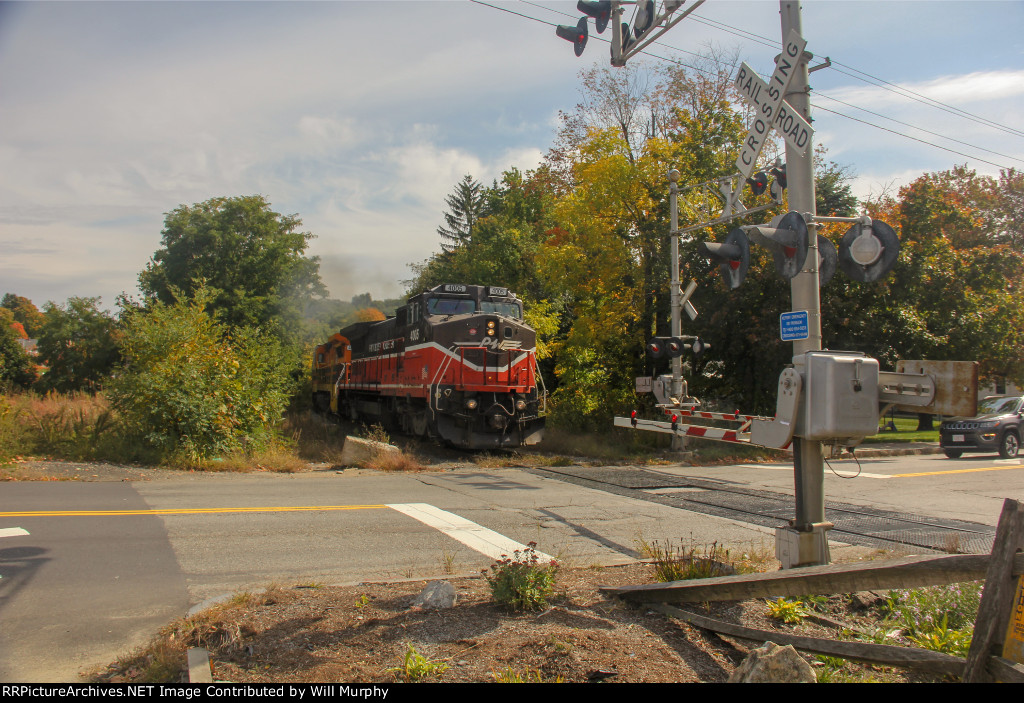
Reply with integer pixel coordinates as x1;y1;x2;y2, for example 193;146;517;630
766;597;808;624
637;539;734;582
944;534;965;554
905;614;972;656
388;643;449;682
439;548;458;575
882;581;981;651
355;595;371;609
492;666;564;683
483;542;559;612
802;593;830;613
546;635;572;652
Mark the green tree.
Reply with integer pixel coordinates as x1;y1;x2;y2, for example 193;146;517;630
109;289;291;462
0;311;37;388
138;196;327;336
437;175;486;253
35;298;120;393
821;166;1023;385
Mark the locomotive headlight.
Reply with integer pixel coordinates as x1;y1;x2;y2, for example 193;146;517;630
515;399;527;411
465;398;478;410
487;320;496;336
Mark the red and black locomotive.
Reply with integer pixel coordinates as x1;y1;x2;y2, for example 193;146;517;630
312;284;546;449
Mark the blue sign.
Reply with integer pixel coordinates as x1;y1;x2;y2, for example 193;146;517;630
780;310;809;341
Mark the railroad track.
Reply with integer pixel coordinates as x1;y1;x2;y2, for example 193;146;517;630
526;465;997;554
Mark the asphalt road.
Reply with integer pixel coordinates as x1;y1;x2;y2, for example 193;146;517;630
1;450;1022;682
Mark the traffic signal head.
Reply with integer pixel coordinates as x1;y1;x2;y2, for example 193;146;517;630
747;171;768;196
556;17;589;56
697;227;750;290
577;0;610;34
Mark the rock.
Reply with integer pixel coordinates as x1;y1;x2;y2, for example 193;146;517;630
338;436;399;466
727;642;816;683
411;580;457;610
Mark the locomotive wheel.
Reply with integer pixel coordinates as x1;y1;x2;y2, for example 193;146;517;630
411;411;429;437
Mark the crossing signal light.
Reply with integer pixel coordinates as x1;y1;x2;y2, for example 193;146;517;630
747;171;768;196
646;336;686;359
770;163;787;190
633;0;655;38
698;227;750;290
577;0;611;33
838;220;900;282
556;17;588;56
619;22;636;53
746;211;809;280
690;337;708;358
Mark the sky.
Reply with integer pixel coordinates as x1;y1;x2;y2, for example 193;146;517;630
1;0;1022;312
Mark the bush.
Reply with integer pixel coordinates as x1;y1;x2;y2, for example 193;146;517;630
483;542;559;612
108;290;291;463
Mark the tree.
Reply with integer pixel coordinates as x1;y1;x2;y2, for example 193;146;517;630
437;176;486;252
108;288;291;463
35;298;120;393
0;311;37;388
138;196;327;336
1;294;46;338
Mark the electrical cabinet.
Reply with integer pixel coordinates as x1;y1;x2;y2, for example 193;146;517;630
795;351;879;441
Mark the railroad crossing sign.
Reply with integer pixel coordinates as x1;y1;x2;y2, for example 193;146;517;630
735;29;814;178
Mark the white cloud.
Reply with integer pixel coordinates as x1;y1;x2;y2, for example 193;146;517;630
823;70;1024;110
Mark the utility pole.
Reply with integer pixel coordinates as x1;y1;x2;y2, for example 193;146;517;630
779;0;829;566
668;168;685;450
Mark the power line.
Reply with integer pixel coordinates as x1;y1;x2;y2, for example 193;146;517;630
812;105;1015;171
474;1;1023;170
812;92;1024;170
827;60;1024;141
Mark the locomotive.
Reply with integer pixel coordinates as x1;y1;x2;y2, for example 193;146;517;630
312;284;546;449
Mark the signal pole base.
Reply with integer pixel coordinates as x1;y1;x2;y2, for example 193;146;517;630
775;523;832;569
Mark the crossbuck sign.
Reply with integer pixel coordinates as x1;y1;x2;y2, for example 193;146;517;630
734;29;814;178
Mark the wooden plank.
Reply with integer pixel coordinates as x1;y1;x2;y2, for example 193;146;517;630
187;647;213;684
649;603;965;677
987;655;1024;683
602;554;1013;604
965;499;1024;683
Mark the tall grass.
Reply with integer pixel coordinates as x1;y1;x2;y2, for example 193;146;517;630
0;391;156;464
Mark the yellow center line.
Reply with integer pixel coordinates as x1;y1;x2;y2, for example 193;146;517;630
890;465;1024;478
0;505;389;518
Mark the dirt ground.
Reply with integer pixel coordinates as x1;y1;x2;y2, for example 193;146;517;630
81;562;942;684
3;458;943;684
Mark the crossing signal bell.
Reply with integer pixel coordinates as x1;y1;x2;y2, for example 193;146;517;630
698;227;750;290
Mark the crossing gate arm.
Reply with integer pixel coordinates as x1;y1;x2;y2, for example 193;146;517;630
613;415;788;450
